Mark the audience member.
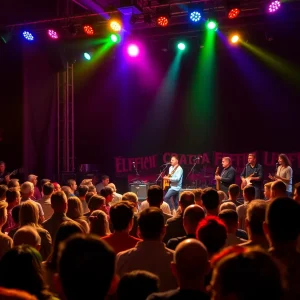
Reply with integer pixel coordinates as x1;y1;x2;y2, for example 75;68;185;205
19;200;52;260
167;204;205;250
225;184;241;206
219;201;236;212
89;210;111;237
218;209;246;246
0;184;8;201
294;182;300;204
100;186;114;214
20;182;45;223
0;245;54;300
102;201;141;253
163;191;195;243
202;188;220;216
140;190;172;215
0;287;37;300
237;185;255;230
28;174;42;200
52;182;61;192
217;191;228;202
122;192;139;237
67;197;89;233
57;234;116;300
3;188;20;232
148;239;210;300
0;201;13;258
107;183;122;206
7;179;20;190
77;185;89;213
39;179;51;196
264;197;300;299
80;179;93;187
264;182;272;200
39;182;54;220
43;191;72;240
95;175;110;193
116;208;177;292
197;216;227;259
210;246;284;300
84;194;106;218
7;205;20;238
13;225;41;250
44;221;83;294
88;185;97;194
61;186;72;198
239;200;268;249
270;180;287;200
193;188;203;208
67;179;77;196
118;271;159;300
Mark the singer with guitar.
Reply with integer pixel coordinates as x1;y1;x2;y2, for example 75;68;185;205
163;155;183;213
240;153;263;199
215;157;236;194
0;161;10;185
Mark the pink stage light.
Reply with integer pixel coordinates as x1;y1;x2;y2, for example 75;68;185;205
48;29;59;39
268;1;281;13
127;44;139;57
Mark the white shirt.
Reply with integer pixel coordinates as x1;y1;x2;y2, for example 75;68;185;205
95;183;104;194
168;165;183;191
139;201;171;215
39;196;53;220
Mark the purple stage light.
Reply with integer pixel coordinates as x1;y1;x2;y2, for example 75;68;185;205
48;29;59;39
127;44;139;57
268;0;281;13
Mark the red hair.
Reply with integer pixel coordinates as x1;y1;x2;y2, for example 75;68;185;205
211;245;246;268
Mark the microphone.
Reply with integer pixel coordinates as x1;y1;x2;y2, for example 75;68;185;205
161;162;171;166
132;162;136;169
193;156;202;162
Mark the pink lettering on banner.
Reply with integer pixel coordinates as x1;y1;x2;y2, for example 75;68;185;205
115;157;123;173
214;152;223;165
202;153;210;165
179;155;187;165
188;155;194;165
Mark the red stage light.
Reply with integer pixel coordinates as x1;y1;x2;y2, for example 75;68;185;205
157;16;169;27
83;25;94;35
228;8;241;19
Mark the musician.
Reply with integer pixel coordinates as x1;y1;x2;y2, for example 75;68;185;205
215;157;236;194
0;161;10;185
240;153;263;199
163;155;183;213
268;153;293;197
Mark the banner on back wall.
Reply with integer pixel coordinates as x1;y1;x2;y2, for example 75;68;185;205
114;151;300;177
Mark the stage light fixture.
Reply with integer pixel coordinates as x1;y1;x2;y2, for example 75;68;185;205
226;0;241;19
156;7;170;27
110;34;120;43
83;25;94;35
228;8;240;19
190;11;201;22
127;44;139;57
207;21;218;31
110;20;122;32
48;29;59;39
230;34;240;44
268;0;281;13
84;52;91;60
23;31;34;41
188;3;203;23
177;42;186;51
157;16;169;27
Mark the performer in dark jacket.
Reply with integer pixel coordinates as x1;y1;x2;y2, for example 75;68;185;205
215;157;236;194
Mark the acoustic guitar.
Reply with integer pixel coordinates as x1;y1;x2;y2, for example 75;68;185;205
162;165;179;190
0;169;21;184
215;167;220;191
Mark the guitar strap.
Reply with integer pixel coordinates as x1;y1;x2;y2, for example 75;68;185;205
169;165;179;177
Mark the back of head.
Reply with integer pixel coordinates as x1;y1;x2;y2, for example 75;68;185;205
77;185;88;197
266;197;300;244
13;226;41;248
28;175;37;182
88;195;105;211
42;182;54;196
7;179;20;189
218;209;238;230
58;234;116;300
88;185;96;193
211;247;283;300
12;205;20;224
183;205;205;231
117;270;159;300
193;188;202;203
100;186;113;198
196;216;227;256
179;191;195;211
246;200;266;235
218;191;228;202
110;201;134;231
67;197;83;219
147;185;163;207
0;185;8;199
0;287;37;300
174;239;208;281
19;200;39;226
61;186;72;198
228;184;240;199
243;185;256;201
6;188;20;204
0;201;7;226
122;192;138;206
51;191;67;212
86;192;95;205
89;210;110;237
0;245;46;299
202;188;219;211
138;208;164;240
271;181;286;198
20;182;34;198
107;183;116;193
220;202;236;212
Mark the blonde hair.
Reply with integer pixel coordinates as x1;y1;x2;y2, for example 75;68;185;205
19;200;40;227
0;201;8;224
107;183;116;193
264;182;272;190
67;197;84;220
89;210;110;237
122;192;138;204
20;182;34;196
218;191;228;202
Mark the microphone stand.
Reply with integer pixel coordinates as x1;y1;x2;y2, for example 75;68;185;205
186;159;199;188
130;164;140;183
155;164;169;184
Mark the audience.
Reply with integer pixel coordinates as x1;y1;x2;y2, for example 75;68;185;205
100;186;114;214
57;234;116;300
226;184;241;206
122;192;139;237
167;204;205;250
66;196;89;233
95;174;110;193
293;182;300;204
3;188;20;232
237;185;255;230
0;201;13;258
67;179;77;196
107;183;122;206
13;225;41;250
270;180;287;200
7;179;20;190
116;207;177;292
52;182;61;192
148;239;210;300
39;182;54;220
240;200;268;249
88;185;97;194
219;201;236;212
118;271;159;300
77;185;89;213
28;174;42;200
163;191;195;243
89;210;111;237
0;184;8;201
7;205;20;238
202;188;220;216
102;201;141;253
193;188;203;207
217;190;228;202
264;182;272;200
0;287;37;300
84;194;106;218
61;186;72;198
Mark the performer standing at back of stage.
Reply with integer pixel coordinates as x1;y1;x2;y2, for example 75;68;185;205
215;157;236;194
163;155;183;213
240;153;263;199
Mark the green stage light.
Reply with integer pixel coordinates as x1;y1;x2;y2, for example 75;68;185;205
207;21;217;30
84;52;91;60
110;34;120;43
177;42;186;50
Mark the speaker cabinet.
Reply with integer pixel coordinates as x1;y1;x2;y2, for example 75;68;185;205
129;183;150;201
